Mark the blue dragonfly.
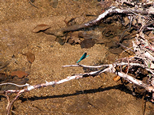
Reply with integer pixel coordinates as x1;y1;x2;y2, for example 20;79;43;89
76;52;89;63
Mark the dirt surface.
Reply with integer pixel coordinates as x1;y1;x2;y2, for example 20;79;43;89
0;0;154;115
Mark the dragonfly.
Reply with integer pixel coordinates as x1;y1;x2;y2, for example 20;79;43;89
76;52;89;63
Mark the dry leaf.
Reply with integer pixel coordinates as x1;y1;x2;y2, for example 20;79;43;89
22;52;35;64
80;39;95;48
11;70;28;78
32;24;51;33
113;75;121;82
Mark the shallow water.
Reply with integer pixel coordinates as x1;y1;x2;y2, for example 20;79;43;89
0;0;153;115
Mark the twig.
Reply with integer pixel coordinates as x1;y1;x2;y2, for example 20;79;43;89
0;83;29;88
28;0;39;9
6;92;20;115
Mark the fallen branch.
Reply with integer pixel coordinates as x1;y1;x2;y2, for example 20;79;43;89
2;58;154;114
33;3;154;37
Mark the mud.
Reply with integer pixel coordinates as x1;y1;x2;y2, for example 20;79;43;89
0;0;154;115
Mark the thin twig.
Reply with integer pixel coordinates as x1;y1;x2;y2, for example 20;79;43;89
28;0;39;9
0;83;29;87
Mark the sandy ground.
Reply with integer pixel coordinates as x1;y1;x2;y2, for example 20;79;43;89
0;0;154;115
